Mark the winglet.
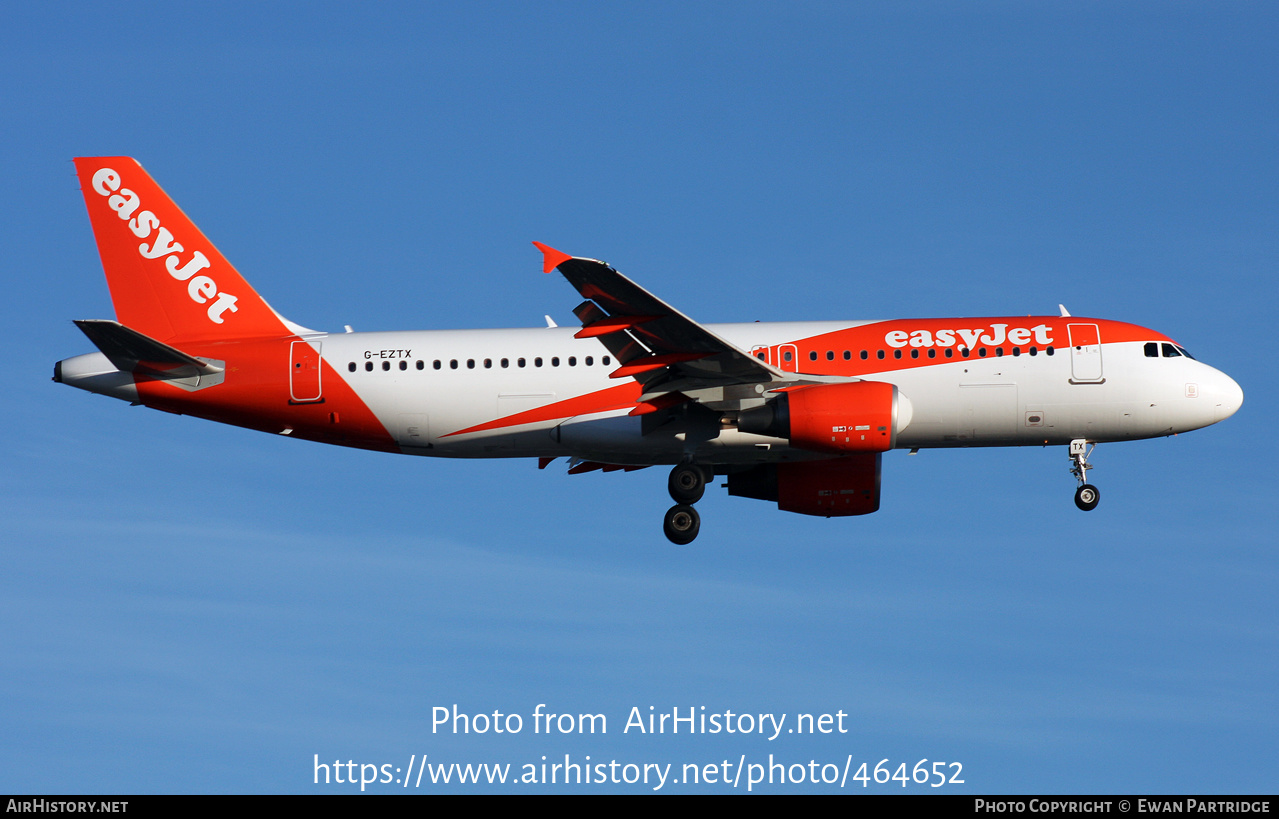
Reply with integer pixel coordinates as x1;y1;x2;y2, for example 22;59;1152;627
532;241;572;274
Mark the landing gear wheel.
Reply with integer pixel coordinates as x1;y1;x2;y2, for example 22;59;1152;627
663;504;701;545
1074;484;1100;511
668;463;707;504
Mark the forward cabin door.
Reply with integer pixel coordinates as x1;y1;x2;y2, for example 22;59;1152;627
1067;324;1104;383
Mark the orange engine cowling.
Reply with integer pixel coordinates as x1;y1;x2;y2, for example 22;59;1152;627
727;454;881;517
736;381;911;453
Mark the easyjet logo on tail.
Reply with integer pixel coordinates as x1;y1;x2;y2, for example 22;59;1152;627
90;167;239;324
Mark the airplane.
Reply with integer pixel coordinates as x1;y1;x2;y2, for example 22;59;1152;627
56;157;1244;544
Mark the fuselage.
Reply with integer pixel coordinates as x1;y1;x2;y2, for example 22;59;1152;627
58;315;1244;466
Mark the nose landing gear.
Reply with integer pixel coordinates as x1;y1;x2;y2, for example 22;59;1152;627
1069;439;1100;511
663;462;709;544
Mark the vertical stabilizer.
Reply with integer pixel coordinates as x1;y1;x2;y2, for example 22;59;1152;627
73;157;298;343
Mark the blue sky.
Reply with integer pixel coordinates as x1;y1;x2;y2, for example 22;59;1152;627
2;2;1276;793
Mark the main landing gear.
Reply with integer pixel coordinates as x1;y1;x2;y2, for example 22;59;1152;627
663;462;709;544
1069;438;1100;511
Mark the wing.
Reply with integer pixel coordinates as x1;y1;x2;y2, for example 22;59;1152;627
534;243;843;412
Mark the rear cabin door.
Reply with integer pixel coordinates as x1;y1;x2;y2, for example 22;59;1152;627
289;340;323;403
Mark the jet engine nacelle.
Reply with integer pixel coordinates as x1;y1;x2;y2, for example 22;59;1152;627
727;454;882;517
736;381;912;453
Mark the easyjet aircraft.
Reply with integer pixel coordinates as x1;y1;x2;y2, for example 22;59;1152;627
56;158;1244;543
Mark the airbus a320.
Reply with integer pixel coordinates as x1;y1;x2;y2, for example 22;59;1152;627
56;158;1244;543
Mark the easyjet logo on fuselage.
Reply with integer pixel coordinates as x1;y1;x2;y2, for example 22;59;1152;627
883;323;1055;349
90;167;239;325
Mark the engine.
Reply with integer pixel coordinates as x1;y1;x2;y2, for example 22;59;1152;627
736;381;912;453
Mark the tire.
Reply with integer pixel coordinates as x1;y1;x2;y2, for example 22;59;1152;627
668;463;706;504
663;504;701;545
1074;484;1100;511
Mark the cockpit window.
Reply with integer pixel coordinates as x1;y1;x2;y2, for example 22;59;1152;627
1162;343;1181;358
1144;342;1158;357
1175;345;1196;360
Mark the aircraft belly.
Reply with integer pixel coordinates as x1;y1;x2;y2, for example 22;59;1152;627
554;421;810;466
958;383;1020;443
890;362;1137;446
1118;401;1171;439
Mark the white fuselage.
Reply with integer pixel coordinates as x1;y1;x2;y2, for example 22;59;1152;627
304;320;1242;464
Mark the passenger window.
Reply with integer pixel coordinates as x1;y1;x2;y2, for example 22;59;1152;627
585;356;593;366
1011;347;1020;356
927;349;936;358
450;360;458;369
568;357;576;366
603;356;611;365
433;360;441;370
382;361;391;371
860;350;868;360
809;351;818;361
518;358;526;368
551;357;560;367
826;351;834;361
910;349;919;359
348;362;356;373
365;362;373;372
399;360;407;370
1029;347;1037;356
945;349;954;358
501;358;509;368
995;348;1004;357
484;359;492;369
535;357;543;367
877;350;885;360
979;348;987;357
1046;347;1055;356
843;350;851;360
416;360;424;370
894;350;902;359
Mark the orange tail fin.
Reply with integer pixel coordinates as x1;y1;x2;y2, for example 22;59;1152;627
73;157;300;343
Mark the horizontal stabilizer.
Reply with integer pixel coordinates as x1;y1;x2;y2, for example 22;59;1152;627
73;319;224;380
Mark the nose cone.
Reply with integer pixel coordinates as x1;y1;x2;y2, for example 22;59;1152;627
1211;371;1244;423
